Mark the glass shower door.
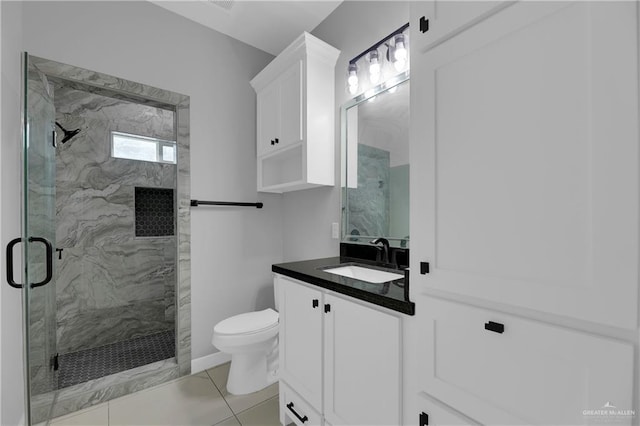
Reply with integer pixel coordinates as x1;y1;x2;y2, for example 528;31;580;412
22;52;58;423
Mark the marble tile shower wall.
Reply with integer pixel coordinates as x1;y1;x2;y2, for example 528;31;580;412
54;85;176;354
347;144;390;238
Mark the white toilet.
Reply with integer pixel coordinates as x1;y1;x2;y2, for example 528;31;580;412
212;283;279;395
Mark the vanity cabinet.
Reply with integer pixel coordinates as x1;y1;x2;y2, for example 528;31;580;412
251;33;339;193
276;274;402;426
410;0;639;329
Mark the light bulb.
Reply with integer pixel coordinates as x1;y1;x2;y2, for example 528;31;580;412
393;58;406;72
347;63;358;86
394;34;407;62
347;63;358;94
392;34;408;72
369;50;381;84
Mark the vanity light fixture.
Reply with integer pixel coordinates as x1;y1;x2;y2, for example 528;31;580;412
346;22;409;94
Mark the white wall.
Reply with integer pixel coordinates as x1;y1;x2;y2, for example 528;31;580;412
281;1;410;262
17;0;283;368
1;1;26;423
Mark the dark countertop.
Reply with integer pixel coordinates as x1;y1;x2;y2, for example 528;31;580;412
272;256;415;315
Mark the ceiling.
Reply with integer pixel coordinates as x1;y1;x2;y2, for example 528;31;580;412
149;0;343;56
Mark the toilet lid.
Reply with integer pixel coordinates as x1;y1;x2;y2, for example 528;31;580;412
215;308;278;335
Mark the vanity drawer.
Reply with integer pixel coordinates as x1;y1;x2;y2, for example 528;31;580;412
420;297;634;425
280;382;322;426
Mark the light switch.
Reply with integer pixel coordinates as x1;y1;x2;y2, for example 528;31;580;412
331;222;340;239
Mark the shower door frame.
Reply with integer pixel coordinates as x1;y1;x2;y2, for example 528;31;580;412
25;55;191;423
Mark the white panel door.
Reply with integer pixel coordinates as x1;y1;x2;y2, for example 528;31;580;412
278;60;303;150
410;1;511;54
323;294;402;426
411;1;639;329
278;276;323;410
418;297;634;425
256;80;279;157
417;394;480;426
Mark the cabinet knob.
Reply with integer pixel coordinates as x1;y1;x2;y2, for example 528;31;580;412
484;321;505;334
275;138;279;144
324;303;331;313
270;139;275;145
312;299;319;308
419;16;429;33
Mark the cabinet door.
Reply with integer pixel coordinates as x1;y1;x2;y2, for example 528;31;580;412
417;394;480;426
256;79;279;157
278;60;303;149
278;276;323;410
410;1;510;54
411;1;639;329
323;295;401;426
418;297;634;425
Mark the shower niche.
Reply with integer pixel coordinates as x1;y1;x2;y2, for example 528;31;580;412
22;54;191;424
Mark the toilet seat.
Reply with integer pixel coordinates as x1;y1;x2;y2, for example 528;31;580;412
214;308;278;336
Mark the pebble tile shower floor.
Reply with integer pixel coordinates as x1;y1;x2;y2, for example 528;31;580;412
57;330;175;389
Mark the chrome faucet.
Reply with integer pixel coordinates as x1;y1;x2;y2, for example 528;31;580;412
370;237;390;264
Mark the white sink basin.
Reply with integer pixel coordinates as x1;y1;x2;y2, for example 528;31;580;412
323;265;403;284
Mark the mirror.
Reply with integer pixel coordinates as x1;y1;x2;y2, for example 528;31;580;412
341;74;409;248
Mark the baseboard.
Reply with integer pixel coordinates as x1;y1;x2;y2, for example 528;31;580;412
191;351;231;374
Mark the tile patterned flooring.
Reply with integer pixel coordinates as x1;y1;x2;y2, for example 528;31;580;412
58;331;175;389
44;363;280;426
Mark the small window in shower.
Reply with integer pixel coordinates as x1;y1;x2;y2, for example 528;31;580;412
112;131;176;164
135;187;175;237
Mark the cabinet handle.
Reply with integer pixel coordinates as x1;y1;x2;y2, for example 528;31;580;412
324;303;331;313
419;411;429;426
312;299;319;308
419;16;429;33
286;402;308;423
271;139;275;145
484;321;505;334
275;138;279;144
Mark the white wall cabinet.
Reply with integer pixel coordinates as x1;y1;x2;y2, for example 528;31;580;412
410;1;639;330
256;61;302;158
276;274;402;426
407;1;640;425
417;297;634;425
251;33;339;193
409;0;509;54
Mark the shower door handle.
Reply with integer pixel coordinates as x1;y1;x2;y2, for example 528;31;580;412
29;237;53;288
6;237;23;288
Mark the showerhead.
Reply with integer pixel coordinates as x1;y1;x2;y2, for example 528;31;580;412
55;121;81;144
